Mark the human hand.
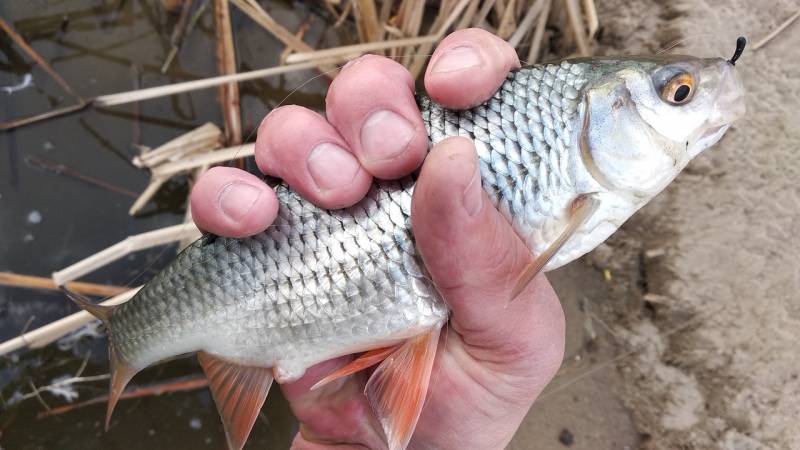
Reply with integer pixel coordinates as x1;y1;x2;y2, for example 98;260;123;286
190;28;565;450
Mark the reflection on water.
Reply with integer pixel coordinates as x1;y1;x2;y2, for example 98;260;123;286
0;1;337;448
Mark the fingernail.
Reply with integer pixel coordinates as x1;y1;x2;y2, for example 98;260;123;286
360;110;415;162
431;45;483;74
462;160;483;217
307;143;361;190
219;181;261;222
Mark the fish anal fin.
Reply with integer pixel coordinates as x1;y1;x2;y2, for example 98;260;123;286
510;194;599;301
311;345;399;391
365;327;441;450
197;351;273;450
106;344;138;430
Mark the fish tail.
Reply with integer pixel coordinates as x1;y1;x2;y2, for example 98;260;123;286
60;287;138;430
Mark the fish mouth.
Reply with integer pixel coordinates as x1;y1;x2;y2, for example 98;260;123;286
690;124;730;156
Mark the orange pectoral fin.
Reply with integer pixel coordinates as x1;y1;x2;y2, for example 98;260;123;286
365;327;441;450
311;345;400;391
197;352;273;450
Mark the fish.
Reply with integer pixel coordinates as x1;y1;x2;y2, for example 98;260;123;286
64;41;747;450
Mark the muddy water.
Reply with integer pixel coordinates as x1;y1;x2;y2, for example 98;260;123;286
0;1;337;448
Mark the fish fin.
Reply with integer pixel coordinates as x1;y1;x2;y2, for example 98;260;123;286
197;351;273;450
509;194;599;301
59;286;116;324
105;344;138;430
311;346;400;391
59;286;136;430
365;327;441;450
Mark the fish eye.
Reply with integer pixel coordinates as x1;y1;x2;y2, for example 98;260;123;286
660;72;695;105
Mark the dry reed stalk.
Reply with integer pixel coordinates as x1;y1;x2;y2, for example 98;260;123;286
407;0;472;78
582;0;599;39
508;0;546;47
472;0;498;27
527;0;551;63
0;272;129;297
492;0;506;21
151;143;255;178
160;0;187;11
456;0;482;30
280;21;310;63
133;123;222;168
285;35;439;63
322;0;342;20
0;103;88;131
130;123;222;215
393;0;425;60
26;155;140;198
0;288;141;357
496;0;518;39
94;58;342;107
5;58;343;130
161;0;196;73
129;176;168;215
231;0;338;77
51;224;201;287
214;0;243;151
379;0;395;23
178;164;209;250
353;0;383;43
753;8;800;50
563;0;589;56
37;377;209;419
335;0;354;27
0;17;81;99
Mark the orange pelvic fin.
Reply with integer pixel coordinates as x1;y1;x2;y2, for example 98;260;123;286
365;327;441;450
197;351;273;450
311;345;399;391
509;194;599;301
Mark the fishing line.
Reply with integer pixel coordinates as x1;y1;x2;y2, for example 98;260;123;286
657;33;730;55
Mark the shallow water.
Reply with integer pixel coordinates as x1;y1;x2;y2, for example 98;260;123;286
0;1;336;447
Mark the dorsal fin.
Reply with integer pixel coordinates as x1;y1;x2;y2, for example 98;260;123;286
311;345;399;391
197;352;273;450
365;327;441;450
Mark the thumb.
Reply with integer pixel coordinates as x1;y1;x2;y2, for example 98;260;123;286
412;137;565;380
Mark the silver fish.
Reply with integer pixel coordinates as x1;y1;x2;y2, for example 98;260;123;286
66;46;746;450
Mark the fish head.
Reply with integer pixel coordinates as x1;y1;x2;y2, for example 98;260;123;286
576;54;746;197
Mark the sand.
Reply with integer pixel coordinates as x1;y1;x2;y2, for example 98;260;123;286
510;1;800;448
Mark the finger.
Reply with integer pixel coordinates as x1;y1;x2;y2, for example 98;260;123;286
280;359;385;449
424;28;520;109
190;166;278;238
326;55;428;179
256;105;372;210
411;137;565;379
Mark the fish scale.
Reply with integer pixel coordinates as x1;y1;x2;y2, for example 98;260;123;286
111;61;590;379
